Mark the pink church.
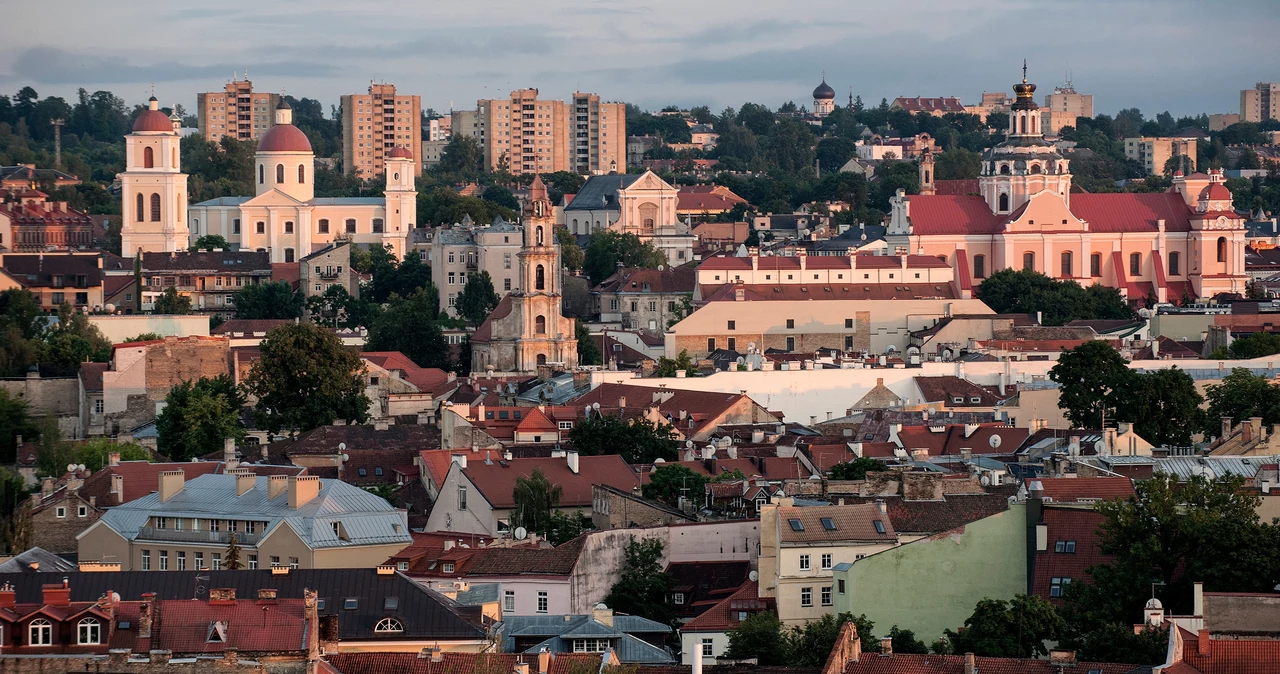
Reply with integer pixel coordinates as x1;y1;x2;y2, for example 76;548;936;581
886;68;1246;304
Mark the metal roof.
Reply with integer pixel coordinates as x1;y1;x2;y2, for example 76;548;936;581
564;174;642;212
194;197;251;207
1088;455;1280;481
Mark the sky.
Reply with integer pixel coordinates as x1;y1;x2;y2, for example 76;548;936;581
3;0;1278;119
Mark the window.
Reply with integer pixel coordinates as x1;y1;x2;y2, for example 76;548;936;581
55;507;66;519
999;192;1010;211
457;485;467;510
29;618;52;645
504;278;511;291
259;164;264;184
537;591;548;613
343;598;358;610
442;562;455;574
143;145;155;168
800;587;812;607
727;337;736;351
673;592;685;605
1055;540;1077;553
535;315;546;334
727;320;736;330
535;264;546;290
822;586;833;606
78;617;100;645
318;219;329;234
1169;251;1181;276
135;193;144;221
821;517;837;531
94;399;103;415
1090;253;1101;277
873;520;886;534
707;337;716;351
298;164;306;183
177;551;186;570
256;221;265;234
195;552;204;569
248;555;258;569
1217;236;1227;264
1050;577;1072;597
276;164;285;183
271;556;280;567
150;193;161;221
786;337;795;351
702;639;714;657
1060;251;1073;277
845;335;854;350
159;550;168;570
799;554;811;570
346;219;357;233
1130;252;1141;276
289;557;299;569
1020;252;1034;271
838;579;846;594
372;218;384;234
821;553;833;569
504;590;515;611
284;220;294;234
786;319;795;329
212;552;222;570
374;617;404;633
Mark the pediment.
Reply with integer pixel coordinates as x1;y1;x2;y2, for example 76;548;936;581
240;189;307;208
1005;190;1087;232
625;170;676;193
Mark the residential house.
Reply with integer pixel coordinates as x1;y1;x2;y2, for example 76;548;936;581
592;265;696;335
912;376;1010;413
892;423;1029;459
690;221;749;253
591;484;697;530
431;218;523;318
0;251;105;311
676;185;745;222
497;604;674;663
677;580;774;664
359;352;458;421
325;651;611;674
889;97;965;116
573;383;781;443
99;335;231;435
299;242;359;305
664;560;752;624
0;165;81;191
139;250;272;319
439;403;580;452
0;189;95;251
256;423;441;476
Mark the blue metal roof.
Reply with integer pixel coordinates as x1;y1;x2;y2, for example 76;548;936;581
564;174;642;212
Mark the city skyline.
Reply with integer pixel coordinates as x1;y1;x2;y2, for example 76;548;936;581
3;0;1278;117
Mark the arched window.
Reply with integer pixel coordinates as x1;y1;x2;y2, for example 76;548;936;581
150;193;161;222
643;218;654;229
999;164;1010;175
276;164;285;184
535;265;545;291
1061;251;1073;277
1019;115;1025;134
284;221;294;234
572;219;578;228
973;254;986;279
345;219;357;233
1091;253;1102;277
1217;237;1227;263
258;164;264;184
135;193;144;222
1169;251;1181;276
535;315;546;334
998;193;1010;212
1130;253;1141;276
1030;163;1042;174
1022;252;1035;271
374;618;403;633
923;170;931;183
536;226;544;246
29;618;51;645
536;354;547;366
78;617;100;645
298;164;306;183
143;146;154;168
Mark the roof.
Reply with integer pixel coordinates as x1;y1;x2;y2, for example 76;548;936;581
79;361;107;393
461;454;639;508
572;382;755;439
463;535;588;577
776;504;896;544
896;424;1029;457
700;283;959;302
565;173;643;211
677;187;747;213
905;191;1199;235
326;652;603;674
931;179;980;196
265;424;442;457
95;473;412;549
77;460;225;504
141;250;272;273
1032;476;1135;503
839;494;1010;535
914;376;1008;407
151;597;308;652
1;253;103;288
593;265;697;294
361;352;455;392
212;319;294;336
133;106;174;133
838;653;1136;674
1172;626;1280;674
1032;506;1110;602
0;547;78;573
664;560;751;616
680;580;772;632
698;254;950;271
471;293;513;343
891;96;965;113
258;122;313;153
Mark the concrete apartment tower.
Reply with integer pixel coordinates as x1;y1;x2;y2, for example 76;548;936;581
570;92;626;175
1240;82;1280;123
342;83;422;179
196;78;281;143
121;97;189;255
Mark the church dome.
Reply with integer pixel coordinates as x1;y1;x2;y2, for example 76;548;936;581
258;123;312;153
133;97;175;133
388;146;413;159
1011;62;1038;111
813;78;836;100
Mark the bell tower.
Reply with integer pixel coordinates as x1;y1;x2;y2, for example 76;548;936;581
121;96;189;254
513;175;576;370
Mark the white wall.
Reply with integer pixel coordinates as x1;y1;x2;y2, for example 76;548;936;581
680;631;730;665
90;314;210;344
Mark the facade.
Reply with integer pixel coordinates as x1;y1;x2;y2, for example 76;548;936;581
1240;82;1280;123
1042;84;1093;136
299;243;359;302
498;606;673;663
470;177;577;373
188;101;416;263
467;89;624;175
139;251;272;318
1125;136;1198;175
678;581;773;664
891;68;1248;302
197;79;281;144
432;218;522;317
564;171;695;264
77;472;412;571
1209;113;1241;131
890;97;965;116
0;189;94;251
100;336;231;437
592;265;695;335
421;139;447;168
570;92;625;175
341;83;423;178
121;97;189;255
0;252;105;311
591;484;695;530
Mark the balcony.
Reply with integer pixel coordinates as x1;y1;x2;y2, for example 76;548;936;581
137;526;259;546
319;269;342;280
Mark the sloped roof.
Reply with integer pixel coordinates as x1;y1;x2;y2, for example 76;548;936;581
79;361;107;393
573;383;753;439
361;352;454;392
326;652;603;674
680;581;772;632
461;454;638;508
839;494;1010;535
700;283;959;302
141;251;271;273
896;424;1028;456
838;653;1135;674
914;376;1008;407
152;598;307;652
212;319;294;336
471;293;513;343
0;547;78;573
698;254;949;271
776;504;896;544
77;460;225;505
463;535;588;577
1032;476;1135;502
593;265;697;294
265;424;441;457
564;173;643;211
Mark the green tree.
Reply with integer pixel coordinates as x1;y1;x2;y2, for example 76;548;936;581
885;626;930;655
568;414;679;464
152;287;191;315
155;375;245;461
557;227;585;272
32;416;75;477
0;390;38;464
305;285;375;330
1226;331;1280;359
583;231;666;285
122;332;163;343
653;349;697;377
369;250;431;304
365;288;451;369
933;147;982;180
512;468;563;537
454;271;500;327
603;537;673;626
223;533;243;570
642;464;707;508
189;234;230;251
234;281;303;320
977;269;1134;325
1202;368;1280;436
439;135;484;177
726;611;787;665
576;321;601;366
1126;367;1203;446
245;323;370;435
785;612;862;666
73;438;151;471
546;511;584;546
39;304;111;376
829;457;888;480
1049;340;1134;429
943;595;1063;658
482;185;520;211
0;289;44;376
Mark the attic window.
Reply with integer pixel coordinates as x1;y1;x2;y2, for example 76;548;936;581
344;598;358;610
384;597;399;610
873;520;886;535
317;599;326;611
952;396;964;404
788;519;804;531
207;621;228;643
970;397;981;403
443;562;455;573
820;517;836;531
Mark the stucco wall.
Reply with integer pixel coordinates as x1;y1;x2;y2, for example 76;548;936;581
89;314;210;343
835;504;1026;641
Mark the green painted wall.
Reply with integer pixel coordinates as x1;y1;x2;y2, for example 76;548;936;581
831;503;1026;642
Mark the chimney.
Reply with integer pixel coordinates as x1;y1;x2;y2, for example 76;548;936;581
151;651;172;665
267;475;288;500
1197;629;1210;656
108;451;120;466
1221;416;1233;440
880;637;893;655
514;664;530;674
223;437;236;463
139;592;156;638
567;450;580;474
875;499;887;515
157;470;184;502
963;653;976;674
1049;651;1076;666
258;588;278;601
619;396;627;408
209;587;236;605
236;473;255;496
538;649;552;674
222;649;239;667
112;473;125;505
592;604;614;627
304;588;320;664
289;475;321;509
692;643;704;674
451;453;468;469
1194;581;1204;617
0;583;14;610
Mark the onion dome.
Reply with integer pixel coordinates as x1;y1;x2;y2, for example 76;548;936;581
1011;60;1038;111
133;96;175;133
813;76;836;101
388;146;413;159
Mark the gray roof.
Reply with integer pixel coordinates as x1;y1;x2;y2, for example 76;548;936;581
521;635;674;664
514;372;592;406
1086;455;1280;482
194;197;251;207
95;474;411;549
310;197;386;206
0;547;78;573
564;174;642;211
453;583;500;606
501;613;673;664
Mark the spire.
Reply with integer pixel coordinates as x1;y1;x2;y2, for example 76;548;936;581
1011;61;1037;111
1022;59;1027;84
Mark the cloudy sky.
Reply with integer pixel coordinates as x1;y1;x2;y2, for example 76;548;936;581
4;0;1278;118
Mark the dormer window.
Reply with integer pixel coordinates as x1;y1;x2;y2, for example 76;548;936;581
29;618;52;645
207;620;228;643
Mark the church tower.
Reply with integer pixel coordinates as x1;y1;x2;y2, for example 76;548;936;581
383;146;417;251
919;148;936;196
977;63;1072;216
121;96;189;254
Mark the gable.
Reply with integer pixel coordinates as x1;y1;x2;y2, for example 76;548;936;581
624;171;675;193
1005;190;1086;233
239;190;308;208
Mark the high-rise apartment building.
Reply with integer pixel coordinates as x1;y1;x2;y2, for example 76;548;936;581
1240;82;1280;123
570;92;625;174
427;116;451;141
342;83;422;178
1043;84;1093;136
196;79;280;144
1124;136;1198;176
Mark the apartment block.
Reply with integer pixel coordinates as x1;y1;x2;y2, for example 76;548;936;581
1124;136;1198;175
427;116;451;141
431;218;522;317
466;89;625;175
1240;82;1280;123
196;79;280;144
570;92;626;174
1209;113;1241;131
342;83;422;178
1043;85;1093;136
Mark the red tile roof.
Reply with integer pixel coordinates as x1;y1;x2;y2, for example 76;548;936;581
462;535;589;577
840;494;1010;535
152;598;307;653
470;293;512;343
515;407;559;434
913;376;1008;407
698;254;950;271
931;179;979;196
1071;192;1194;233
902;196;1005;235
895;424;1028;456
78;461;223;504
677;186;747;213
1033;477;1134;503
593;265;697;294
573;383;754;439
1032;507;1110;604
680;580;773;631
361;352;454;392
891;97;965;113
79;362;107;393
700;282;958;302
461;454;638;508
776;504;896;543
1173;626;1280;674
839;653;1134;674
326;652;604;674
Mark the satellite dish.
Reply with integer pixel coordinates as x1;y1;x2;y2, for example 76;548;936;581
78;464;86;472
654;458;666;464
748;570;759;582
341;453;350;462
592;402;600;410
513;527;528;540
685;440;694;448
1067;442;1081;455
979;474;991;486
1093;440;1106;454
105;303;115;313
338;442;347;451
988;434;1002;448
66;463;76;473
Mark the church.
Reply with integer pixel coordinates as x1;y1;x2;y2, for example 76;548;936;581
888;67;1247;303
120;97;189;254
470;175;578;374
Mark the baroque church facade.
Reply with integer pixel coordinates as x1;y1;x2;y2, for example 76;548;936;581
470;176;578;374
889;67;1247;303
120;97;190;254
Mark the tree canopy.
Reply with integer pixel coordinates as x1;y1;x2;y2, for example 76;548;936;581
152;287;191;315
942;595;1063;658
642;464;706;508
830;457;889;480
234;281;303;320
454;271;500;327
583;231;666;285
603;537;673;626
364;288;451;369
568;414;679;464
155;374;245;461
977;270;1135;326
244;323;370;434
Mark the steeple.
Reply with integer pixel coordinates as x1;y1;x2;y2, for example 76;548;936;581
1011;60;1038;111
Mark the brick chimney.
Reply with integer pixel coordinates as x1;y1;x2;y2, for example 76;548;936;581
0;583;15;609
304;588;320;665
209;588;236;605
880;637;893;655
139;592;156;638
42;578;71;606
963;653;976;674
1197;629;1211;656
538;650;552;674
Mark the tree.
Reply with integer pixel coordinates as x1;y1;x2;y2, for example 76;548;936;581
512;468;563;537
245;323;370;435
39;304;111;376
234;281;303;320
726;611;787;665
1126;367;1203;446
189;234;230;251
72;438;150;471
1202;368;1280;437
557;227;585;272
576;321;601;366
546;511;584;546
482;185;520;211
306;285;375;330
454;271;500;327
0;389;38;464
568;414;679;464
155;375;245;461
152;287;191;315
642;464;707;508
364;288;451;369
224;533;243;570
943;595;1063;658
603;537;672;626
123;332;163;343
1049;341;1134;429
0;289;44;376
830;457;888;480
977;269;1134;325
785;612;862;667
885;626;930;655
933;148;982;180
1224;331;1280;359
583;231;666;285
653;349;697;378
439;135;484;176
368;250;431;304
